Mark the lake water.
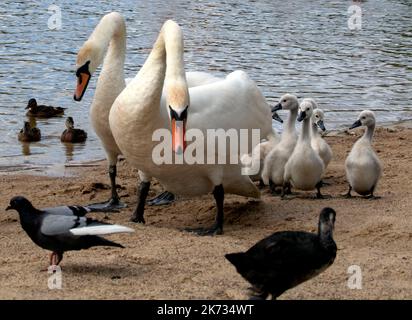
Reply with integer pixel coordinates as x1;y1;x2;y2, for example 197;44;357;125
0;0;411;170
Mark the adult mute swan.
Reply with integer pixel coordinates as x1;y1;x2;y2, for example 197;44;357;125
345;110;382;198
311;108;333;169
283;100;325;198
261;94;299;193
109;20;272;235
74;13;223;209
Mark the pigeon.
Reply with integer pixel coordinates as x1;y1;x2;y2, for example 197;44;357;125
225;207;337;300
5;196;134;267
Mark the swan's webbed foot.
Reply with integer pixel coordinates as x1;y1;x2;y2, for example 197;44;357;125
88;165;127;210
184;223;223;236
281;182;291;199
130;210;145;224
185;184;224;236
269;179;282;195
343;185;353;198
87;198;127;211
130;180;151;224
365;186;380;200
147;191;175;206
315;181;329;199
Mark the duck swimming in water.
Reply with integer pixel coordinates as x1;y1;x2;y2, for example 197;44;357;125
25;98;65;118
18;121;41;142
61;117;88;143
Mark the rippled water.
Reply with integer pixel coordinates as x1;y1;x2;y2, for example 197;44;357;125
0;0;411;169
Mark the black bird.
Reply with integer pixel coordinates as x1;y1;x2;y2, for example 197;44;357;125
225;207;337;300
5;196;134;267
25;98;66;118
61;117;88;143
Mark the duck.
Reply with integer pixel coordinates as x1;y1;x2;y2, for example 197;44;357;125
108;20;272;235
311;108;333;169
261;94;299;193
283;100;325;198
18;121;41;142
60;117;88;143
345;110;382;198
25;98;65;118
225;207;337;300
74;12;226;210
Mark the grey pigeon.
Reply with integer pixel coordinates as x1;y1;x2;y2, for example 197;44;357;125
6;196;134;267
225;207;337;300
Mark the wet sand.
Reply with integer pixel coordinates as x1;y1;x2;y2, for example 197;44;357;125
0;127;411;299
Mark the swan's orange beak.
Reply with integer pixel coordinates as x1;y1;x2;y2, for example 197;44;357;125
169;106;188;155
74;72;91;101
74;61;91;102
171;119;186;155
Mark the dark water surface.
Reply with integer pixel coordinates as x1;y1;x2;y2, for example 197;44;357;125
0;0;411;169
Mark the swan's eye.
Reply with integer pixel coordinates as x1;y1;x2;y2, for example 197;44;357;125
283;99;286;103
362;116;366;120
315;115;319;118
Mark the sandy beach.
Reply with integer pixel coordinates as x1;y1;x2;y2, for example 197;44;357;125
0;126;411;300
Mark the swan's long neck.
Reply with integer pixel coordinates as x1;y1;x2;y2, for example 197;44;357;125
164;22;189;108
91;14;126;97
363;124;375;143
283;108;298;137
299;116;312;144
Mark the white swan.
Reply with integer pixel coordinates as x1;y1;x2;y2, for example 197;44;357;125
108;20;272;235
261;94;299;191
345;110;382;198
311;108;333;169
73;13;223;208
283;100;325;198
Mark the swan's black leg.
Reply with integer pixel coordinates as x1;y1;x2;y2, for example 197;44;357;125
366;185;381;199
185;184;224;236
316;181;324;199
269;179;276;194
281;182;290;199
258;178;265;189
147;191;176;206
130;180;151;223
344;185;353;198
87;165;127;210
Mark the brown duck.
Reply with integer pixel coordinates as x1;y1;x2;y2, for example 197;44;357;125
61;117;87;143
25;98;66;118
18;121;41;142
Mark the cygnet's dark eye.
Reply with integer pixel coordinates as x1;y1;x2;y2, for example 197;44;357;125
362;116;366;120
283;99;286;103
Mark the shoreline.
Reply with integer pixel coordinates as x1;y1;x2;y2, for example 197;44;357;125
0;126;411;299
2;118;412;177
